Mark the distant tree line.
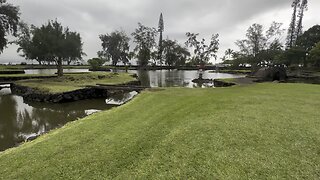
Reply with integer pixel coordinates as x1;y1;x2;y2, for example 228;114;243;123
223;0;320;69
2;0;320;77
96;14;220;68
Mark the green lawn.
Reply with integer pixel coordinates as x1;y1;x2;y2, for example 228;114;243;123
1;83;320;179
0;65;90;70
15;72;136;93
0;74;55;77
0;65;24;70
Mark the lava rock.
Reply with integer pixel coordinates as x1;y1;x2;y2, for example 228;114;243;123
254;67;287;82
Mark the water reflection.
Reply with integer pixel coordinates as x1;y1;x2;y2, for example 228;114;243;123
126;70;244;88
25;69;244;88
0;87;135;151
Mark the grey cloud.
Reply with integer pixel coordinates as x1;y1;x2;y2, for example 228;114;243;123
1;0;319;63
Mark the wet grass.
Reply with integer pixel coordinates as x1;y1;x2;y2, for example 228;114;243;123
0;83;320;179
15;72;136;93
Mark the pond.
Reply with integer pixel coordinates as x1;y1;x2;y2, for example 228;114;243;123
25;69;245;88
0;69;244;151
128;70;244;88
0;86;137;151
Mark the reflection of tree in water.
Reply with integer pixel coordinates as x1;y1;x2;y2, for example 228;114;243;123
139;70;190;87
137;70;151;87
163;70;189;87
0;95;18;151
23;99;114;133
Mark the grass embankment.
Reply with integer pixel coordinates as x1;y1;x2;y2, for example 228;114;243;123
210;69;252;74
0;65;25;74
15;72;136;93
215;77;257;86
0;65;90;70
1;83;320;179
0;65;24;70
0;74;55;78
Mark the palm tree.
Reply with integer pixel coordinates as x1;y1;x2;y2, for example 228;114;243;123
0;0;20;53
225;48;234;60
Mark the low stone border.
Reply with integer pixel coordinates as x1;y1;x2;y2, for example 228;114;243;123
213;79;236;87
11;80;141;103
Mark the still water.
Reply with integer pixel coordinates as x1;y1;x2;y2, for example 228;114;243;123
25;69;244;88
0;86;137;151
0;69;244;151
129;70;244;88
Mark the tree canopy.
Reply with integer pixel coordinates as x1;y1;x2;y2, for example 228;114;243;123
309;42;320;67
296;25;320;52
162;39;190;67
15;20;84;76
185;32;219;66
132;23;158;67
0;0;20;54
98;30;130;66
234;22;285;67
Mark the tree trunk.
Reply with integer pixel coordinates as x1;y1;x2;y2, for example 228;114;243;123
57;59;63;77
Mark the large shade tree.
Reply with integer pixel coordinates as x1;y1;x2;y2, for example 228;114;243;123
308;42;320;67
132;23;158;67
16;20;84;76
185;32;219;66
0;0;20;54
162;39;190;67
235;22;285;67
98;30;130;66
296;25;320;52
278;25;320;66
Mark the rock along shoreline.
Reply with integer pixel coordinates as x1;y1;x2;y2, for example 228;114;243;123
10;80;141;103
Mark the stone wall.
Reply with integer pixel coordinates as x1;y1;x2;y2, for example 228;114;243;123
213;79;236;87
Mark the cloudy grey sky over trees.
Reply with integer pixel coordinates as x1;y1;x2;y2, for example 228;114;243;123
1;0;320;63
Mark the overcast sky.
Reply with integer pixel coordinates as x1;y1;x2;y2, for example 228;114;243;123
1;0;320;64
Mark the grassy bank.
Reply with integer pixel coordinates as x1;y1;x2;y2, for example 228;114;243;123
1;83;320;179
215;77;257;86
209;69;252;74
15;72;136;93
0;65;90;70
0;74;55;78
